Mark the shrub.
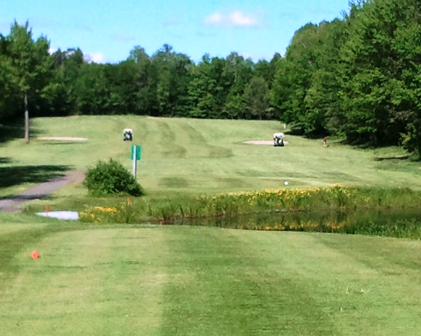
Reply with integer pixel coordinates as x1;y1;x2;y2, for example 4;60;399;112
84;159;144;196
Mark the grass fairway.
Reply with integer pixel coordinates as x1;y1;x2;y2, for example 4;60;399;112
1;225;421;336
1;116;421;201
2;116;421;335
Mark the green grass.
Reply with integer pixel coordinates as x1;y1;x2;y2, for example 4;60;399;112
1;224;421;335
1;116;421;203
2;116;421;334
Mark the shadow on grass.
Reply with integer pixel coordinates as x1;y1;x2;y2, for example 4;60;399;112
0;123;23;144
0;157;12;164
0;121;43;145
374;154;413;161
0;164;70;190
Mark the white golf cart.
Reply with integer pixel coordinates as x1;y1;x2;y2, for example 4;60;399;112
273;132;284;147
123;128;133;141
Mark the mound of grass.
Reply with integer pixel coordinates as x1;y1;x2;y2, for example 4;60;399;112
2;116;421;213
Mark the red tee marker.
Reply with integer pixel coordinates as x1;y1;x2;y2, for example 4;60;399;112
31;251;39;259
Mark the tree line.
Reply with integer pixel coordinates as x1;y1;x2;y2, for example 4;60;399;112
0;24;280;122
1;0;421;155
272;0;421;156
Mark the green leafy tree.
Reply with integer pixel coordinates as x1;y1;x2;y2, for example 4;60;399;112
222;53;254;118
151;44;193;116
271;19;346;136
127;46;159;116
50;48;84;116
243;76;269;119
271;23;321;134
188;54;226;118
304;19;346;136
255;53;281;90
73;63;109;115
0;33;13;121
338;0;421;149
1;21;54;142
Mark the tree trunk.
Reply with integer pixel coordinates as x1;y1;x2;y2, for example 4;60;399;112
24;93;29;144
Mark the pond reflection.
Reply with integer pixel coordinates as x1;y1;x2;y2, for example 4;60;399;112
180;209;421;239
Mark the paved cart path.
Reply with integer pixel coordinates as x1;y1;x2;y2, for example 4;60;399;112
0;171;85;213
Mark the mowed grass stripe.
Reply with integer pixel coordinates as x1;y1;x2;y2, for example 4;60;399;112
254;232;421;336
159;227;339;336
160;228;421;336
138;118;191;191
179;120;234;158
0;228;169;336
172;119;268;190
0;223;65;289
139;118;248;192
316;233;421;335
2;226;421;335
153;119;187;159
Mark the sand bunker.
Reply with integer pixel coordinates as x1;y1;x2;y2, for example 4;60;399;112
244;140;288;145
37;137;88;141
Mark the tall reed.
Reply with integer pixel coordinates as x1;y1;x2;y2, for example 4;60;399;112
79;186;421;224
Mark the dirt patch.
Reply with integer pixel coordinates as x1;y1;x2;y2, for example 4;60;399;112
64;171;86;184
244;140;288;145
37;137;88;141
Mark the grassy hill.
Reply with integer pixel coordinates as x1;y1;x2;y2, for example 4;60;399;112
1;117;421;335
1;116;420;200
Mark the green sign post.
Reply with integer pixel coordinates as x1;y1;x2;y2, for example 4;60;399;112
131;145;141;161
130;145;142;177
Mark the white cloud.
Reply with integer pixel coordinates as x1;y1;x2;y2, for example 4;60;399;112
205;12;224;26
48;48;56;54
84;52;106;64
230;11;258;27
204;10;261;28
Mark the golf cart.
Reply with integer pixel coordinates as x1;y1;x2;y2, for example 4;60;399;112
273;132;284;147
123;128;133;141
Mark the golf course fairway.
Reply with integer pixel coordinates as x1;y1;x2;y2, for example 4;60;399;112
1;224;421;336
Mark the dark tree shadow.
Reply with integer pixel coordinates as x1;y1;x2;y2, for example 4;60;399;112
0;121;43;144
0;123;23;144
0;157;12;164
0;164;71;189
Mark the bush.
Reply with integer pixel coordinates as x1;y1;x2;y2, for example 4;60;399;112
84;159;144;196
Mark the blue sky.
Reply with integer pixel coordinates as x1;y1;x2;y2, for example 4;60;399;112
0;0;350;64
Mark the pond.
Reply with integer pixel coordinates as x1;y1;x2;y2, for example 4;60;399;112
36;211;79;220
180;208;421;239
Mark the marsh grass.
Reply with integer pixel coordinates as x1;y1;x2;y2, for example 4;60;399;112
79;186;421;226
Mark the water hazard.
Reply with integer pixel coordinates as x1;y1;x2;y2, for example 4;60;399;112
181;208;421;239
